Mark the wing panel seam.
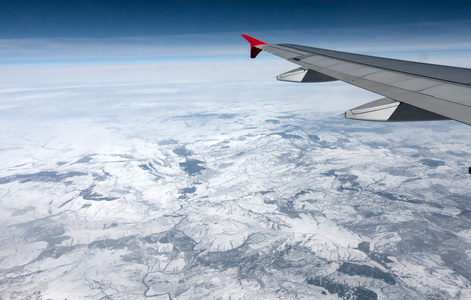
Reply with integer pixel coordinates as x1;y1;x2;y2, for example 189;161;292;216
269;44;471;88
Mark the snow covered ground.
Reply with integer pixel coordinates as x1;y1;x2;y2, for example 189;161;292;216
1;63;471;299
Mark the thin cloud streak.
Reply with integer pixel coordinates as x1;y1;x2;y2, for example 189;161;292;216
1;21;471;65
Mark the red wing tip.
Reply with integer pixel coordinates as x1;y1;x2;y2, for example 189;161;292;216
241;34;267;47
242;34;267;58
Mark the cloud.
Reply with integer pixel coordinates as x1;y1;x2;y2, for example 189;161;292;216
2;21;471;114
2;20;471;65
0;34;251;65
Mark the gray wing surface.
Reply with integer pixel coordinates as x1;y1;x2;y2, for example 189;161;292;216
243;34;471;126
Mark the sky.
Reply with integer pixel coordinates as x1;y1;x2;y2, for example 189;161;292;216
1;0;471;39
1;0;471;108
0;1;470;65
0;1;470;55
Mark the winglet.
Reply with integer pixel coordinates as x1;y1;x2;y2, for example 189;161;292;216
242;34;267;58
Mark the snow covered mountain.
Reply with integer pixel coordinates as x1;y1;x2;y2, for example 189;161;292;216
1;76;471;299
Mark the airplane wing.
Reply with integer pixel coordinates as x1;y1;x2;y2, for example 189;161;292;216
242;34;471;125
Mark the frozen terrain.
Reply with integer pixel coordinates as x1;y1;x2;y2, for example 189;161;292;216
1;65;471;299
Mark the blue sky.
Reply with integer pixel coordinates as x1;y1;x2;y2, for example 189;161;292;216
1;1;471;72
1;0;470;39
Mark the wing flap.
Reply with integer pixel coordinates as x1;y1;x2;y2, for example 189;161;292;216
363;72;442;91
421;84;471;105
